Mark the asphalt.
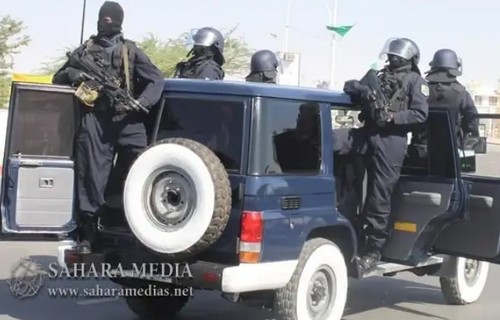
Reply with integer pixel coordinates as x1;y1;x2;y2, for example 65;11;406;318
1;144;500;319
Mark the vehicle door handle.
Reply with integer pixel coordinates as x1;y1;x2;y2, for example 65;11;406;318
469;195;493;209
19;159;43;167
402;191;441;207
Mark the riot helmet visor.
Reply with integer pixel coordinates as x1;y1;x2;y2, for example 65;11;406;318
379;38;419;62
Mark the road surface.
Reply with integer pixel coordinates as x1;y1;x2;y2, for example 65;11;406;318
0;241;499;320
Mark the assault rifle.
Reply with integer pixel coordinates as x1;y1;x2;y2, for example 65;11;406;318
67;51;149;114
359;69;391;127
344;69;390;127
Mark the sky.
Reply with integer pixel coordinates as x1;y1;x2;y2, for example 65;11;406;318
7;0;500;88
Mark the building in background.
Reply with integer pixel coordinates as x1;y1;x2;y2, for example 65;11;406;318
467;82;500;138
276;51;301;86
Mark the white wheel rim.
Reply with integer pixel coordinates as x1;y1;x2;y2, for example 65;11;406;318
455;257;489;303
142;167;197;231
307;264;337;318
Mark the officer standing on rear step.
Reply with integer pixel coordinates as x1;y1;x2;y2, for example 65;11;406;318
336;38;429;272
52;1;164;253
245;50;279;84
173;27;225;80
424;49;479;145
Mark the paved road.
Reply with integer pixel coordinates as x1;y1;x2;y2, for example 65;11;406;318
0;241;499;320
473;143;500;177
1;144;500;319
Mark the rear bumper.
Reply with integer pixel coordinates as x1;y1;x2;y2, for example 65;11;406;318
57;241;297;293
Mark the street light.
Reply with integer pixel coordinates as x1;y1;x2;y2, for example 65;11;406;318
284;0;338;90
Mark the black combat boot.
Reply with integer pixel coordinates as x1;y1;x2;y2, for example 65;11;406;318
358;247;381;273
75;212;99;254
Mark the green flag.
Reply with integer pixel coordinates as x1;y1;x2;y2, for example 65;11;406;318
326;24;354;37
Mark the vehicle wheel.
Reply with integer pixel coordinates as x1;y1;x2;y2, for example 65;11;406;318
123;138;231;258
124;294;189;319
274;238;348;320
439;257;490;305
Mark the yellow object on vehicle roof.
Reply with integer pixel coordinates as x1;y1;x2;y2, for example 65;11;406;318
11;73;53;84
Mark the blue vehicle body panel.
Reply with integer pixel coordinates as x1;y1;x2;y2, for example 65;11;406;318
162;79;353;105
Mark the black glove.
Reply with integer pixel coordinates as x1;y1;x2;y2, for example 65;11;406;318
67;67;89;85
375;110;393;127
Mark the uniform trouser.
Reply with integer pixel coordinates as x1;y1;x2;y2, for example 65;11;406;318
333;127;408;251
76;112;147;216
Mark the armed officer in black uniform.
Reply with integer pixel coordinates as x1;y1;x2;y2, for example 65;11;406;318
245;50;279;83
425;49;479;144
52;1;164;253
174;27;225;80
335;38;429;271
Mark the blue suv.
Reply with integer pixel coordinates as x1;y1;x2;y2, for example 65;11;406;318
1;79;499;320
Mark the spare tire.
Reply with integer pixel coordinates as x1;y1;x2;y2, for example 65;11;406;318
123;138;232;258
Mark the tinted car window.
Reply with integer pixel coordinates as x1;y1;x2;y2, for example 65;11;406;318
156;97;245;171
9;89;77;157
250;98;321;175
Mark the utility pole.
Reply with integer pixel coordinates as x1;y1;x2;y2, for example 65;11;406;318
284;0;339;89
80;0;87;44
328;0;338;90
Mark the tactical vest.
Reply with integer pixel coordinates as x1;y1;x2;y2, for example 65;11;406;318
82;36;136;111
378;70;412;113
428;82;464;129
175;57;223;80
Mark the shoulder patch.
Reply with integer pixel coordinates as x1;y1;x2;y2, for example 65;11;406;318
421;84;429;97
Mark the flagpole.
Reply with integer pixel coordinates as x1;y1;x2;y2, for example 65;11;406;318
79;0;87;44
329;0;338;90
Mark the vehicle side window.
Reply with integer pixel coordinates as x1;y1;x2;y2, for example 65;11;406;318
403;111;456;178
155;96;245;172
9;89;77;157
249;98;321;175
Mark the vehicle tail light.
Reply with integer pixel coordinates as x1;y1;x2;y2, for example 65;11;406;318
239;211;263;263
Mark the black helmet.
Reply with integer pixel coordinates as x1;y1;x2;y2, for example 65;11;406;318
246;50;279;83
380;37;421;73
192;27;224;57
429;49;462;76
380;37;420;64
250;50;279;73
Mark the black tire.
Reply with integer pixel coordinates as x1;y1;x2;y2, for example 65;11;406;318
123;138;231;259
274;238;348;320
125;294;189;319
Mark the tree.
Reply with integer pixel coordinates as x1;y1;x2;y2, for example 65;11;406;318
0;16;31;107
39;25;253;78
137;25;253;77
37;46;75;75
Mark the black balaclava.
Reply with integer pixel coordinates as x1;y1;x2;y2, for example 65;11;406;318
245;72;276;84
97;1;124;38
387;54;411;71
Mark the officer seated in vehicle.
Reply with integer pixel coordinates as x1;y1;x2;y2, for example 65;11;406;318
274;103;321;172
245;50;280;84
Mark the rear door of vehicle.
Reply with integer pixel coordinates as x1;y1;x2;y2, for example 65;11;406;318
382;109;466;265
1;82;78;238
433;113;500;264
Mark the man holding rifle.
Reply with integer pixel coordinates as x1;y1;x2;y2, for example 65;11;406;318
334;37;429;272
52;1;164;253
